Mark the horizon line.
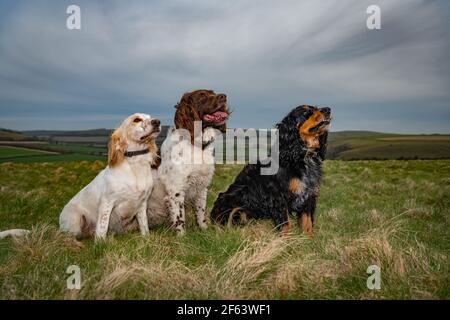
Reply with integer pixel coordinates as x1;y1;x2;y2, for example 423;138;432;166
1;127;450;136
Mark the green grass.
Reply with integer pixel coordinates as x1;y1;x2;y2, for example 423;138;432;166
0;153;104;163
0;146;55;159
0;143;105;163
0;160;449;299
42;143;107;155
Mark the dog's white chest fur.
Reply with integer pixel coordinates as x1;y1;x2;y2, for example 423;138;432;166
147;127;218;234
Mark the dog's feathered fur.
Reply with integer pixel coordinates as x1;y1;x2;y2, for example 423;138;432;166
146;90;230;235
59;113;161;240
1;114;161;240
210;105;332;234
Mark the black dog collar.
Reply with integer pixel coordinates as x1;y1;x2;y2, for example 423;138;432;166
124;148;150;157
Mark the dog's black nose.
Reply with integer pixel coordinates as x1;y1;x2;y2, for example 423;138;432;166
151;119;160;127
217;94;227;102
320;107;331;115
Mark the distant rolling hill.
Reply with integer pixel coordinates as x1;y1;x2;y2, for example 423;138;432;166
0;128;33;141
23;126;171;146
2;128;450;161
23;127;173;137
327;131;450;160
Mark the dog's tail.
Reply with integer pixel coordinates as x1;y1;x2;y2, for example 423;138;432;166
210;191;242;226
210;193;230;225
0;229;30;239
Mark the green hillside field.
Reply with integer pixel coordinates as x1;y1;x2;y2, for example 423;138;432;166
327;131;450;160
0;160;448;299
1;130;450;163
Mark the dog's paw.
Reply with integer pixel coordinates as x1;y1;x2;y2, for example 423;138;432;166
198;222;208;230
176;228;186;237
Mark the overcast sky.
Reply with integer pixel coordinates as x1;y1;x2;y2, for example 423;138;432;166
0;0;449;133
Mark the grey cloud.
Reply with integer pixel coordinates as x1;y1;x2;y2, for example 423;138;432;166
0;0;448;132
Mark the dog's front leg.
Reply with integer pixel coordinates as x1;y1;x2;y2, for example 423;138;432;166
194;189;208;230
273;209;290;235
136;202;149;236
295;194;317;236
95;200;114;240
166;190;186;236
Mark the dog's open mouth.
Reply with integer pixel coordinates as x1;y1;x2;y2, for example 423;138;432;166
203;111;229;123
140;128;160;141
203;104;229;125
309;119;331;133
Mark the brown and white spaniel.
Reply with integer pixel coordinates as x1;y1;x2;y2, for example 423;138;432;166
146;90;230;235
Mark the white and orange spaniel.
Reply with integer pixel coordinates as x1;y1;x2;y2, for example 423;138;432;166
59;113;160;240
146;90;230;235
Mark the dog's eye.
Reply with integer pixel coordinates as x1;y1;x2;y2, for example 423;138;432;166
133;118;142;123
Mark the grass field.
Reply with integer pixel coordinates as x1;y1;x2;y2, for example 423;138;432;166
41;144;106;155
0;146;57;159
0;143;105;163
3;130;450;163
0;160;448;299
0;153;105;163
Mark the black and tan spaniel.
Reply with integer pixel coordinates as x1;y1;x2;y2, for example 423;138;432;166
210;105;332;235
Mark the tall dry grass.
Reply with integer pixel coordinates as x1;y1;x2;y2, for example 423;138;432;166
0;160;449;299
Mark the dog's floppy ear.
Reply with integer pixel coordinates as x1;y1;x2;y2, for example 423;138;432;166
108;127;127;167
276;121;291;146
318;131;328;160
174;93;201;144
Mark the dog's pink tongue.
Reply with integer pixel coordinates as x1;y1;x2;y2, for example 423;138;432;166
203;111;228;123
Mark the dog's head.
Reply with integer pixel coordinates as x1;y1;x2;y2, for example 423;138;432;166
174;89;230;141
108;113;161;167
277;105;332;161
296;105;332;150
